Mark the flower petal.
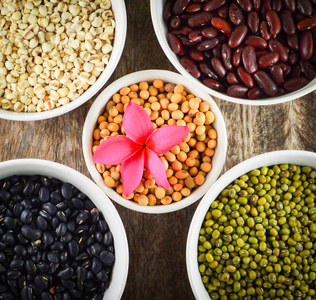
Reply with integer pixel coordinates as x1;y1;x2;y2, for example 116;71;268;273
144;148;170;189
121;148;145;197
146;125;189;154
93;136;142;165
123;102;153;144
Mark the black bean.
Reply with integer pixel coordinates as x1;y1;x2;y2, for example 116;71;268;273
56;202;68;211
57;267;74;280
61;279;76;290
13;203;23;217
23;180;35;196
29;283;43;295
0;284;7;292
52;217;59;229
61;183;73;200
97;220;109;233
21;225;42;241
66;221;76;233
71;197;84;209
107;245;114;253
20;210;33;224
40;177;51;187
21;285;32;300
42;203;57;215
0;252;5;262
21;199;32;210
56;211;67;223
56;223;67;237
61;291;71;300
90;208;99;223
97;270;109;282
76;211;89;224
100;250;115;266
76;266;87;281
36;216;48;231
91;257;102;274
51;242;64;252
41;292;53;300
3;217;16;230
17;233;28;245
37;262;49;274
76;225;89;235
75;252;88;261
0;190;10;202
60;232;72;244
14;245;26;256
60;251;68;264
47;252;59;263
38;186;50;202
31;197;41;208
39;210;52;221
103;231;113;247
7;270;21;279
42;232;54;246
86;271;94;280
34;275;49;289
95;232;103;244
50;191;62;204
2;232;16;245
90;243;101;256
48;262;59;274
68;240;79;257
10;259;24;270
9;182;23;196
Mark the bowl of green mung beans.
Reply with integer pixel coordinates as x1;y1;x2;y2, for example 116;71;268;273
186;150;316;300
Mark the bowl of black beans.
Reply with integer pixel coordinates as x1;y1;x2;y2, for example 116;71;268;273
151;0;316;105
0;159;129;300
186;150;316;300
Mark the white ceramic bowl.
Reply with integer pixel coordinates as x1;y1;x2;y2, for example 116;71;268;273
82;69;227;214
186;150;316;299
0;1;127;121
0;159;129;300
150;1;316;105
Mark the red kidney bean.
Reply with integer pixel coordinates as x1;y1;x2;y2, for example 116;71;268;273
245;36;267;49
203;0;226;12
180;56;201;78
299;60;316;79
260;21;272;40
280;10;296;36
275;87;286;96
201;27;219;38
170;26;192;36
228;3;244;25
283;0;296;13
248;11;259;33
189;49;204;61
233;46;243;66
283;76;309;91
248;87;264;99
227;85;249;97
211;57;227;78
164;2;173;22
256;50;268;59
261;0;272;15
253;71;278;96
289;51;299;65
300;30;313;60
292;65;302;77
297;17;316;30
187;12;213;28
277;62;288;72
272;0;283;11
186;2;202;13
203;79;225;91
237;0;253;12
270;65;285;85
287;32;299;50
253;0;262;11
258;52;280;68
179;36;198;47
227;72;240;84
168;33;185;55
221;44;233;70
294;11;307;22
189;30;204;43
283;63;293;77
211;17;233;36
268;39;289;62
218;5;229;18
172;0;190;15
237;66;255;87
213;45;222;58
242;45;258;74
199;63;219;80
228;25;248;48
297;0;313;16
266;10;282;35
196;38;220;51
170;16;181;29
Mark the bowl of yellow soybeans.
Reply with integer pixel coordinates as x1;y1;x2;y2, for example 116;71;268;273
0;0;126;121
82;69;227;213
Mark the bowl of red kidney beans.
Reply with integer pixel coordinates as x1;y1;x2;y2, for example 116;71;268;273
151;0;316;105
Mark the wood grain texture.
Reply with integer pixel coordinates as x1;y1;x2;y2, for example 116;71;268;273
0;1;315;300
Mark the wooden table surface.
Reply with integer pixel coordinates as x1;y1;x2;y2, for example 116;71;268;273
0;1;315;299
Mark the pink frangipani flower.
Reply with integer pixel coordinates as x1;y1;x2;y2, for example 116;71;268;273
93;102;189;197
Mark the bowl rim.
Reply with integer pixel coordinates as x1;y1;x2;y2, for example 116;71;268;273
0;158;129;300
82;69;227;214
186;150;316;300
150;0;316;106
0;0;127;121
